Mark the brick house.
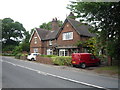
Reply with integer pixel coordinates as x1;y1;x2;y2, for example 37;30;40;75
29;13;95;56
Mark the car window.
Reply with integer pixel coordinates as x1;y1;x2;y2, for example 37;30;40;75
90;55;96;59
33;54;37;56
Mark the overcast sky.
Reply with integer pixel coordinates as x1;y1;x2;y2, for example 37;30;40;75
0;0;73;31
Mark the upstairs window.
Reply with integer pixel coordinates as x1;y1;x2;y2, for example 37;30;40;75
34;37;37;44
63;32;73;40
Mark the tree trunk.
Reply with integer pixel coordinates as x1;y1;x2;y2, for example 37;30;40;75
107;56;112;66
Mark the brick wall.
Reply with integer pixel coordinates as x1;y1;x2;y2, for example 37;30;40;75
36;56;53;64
57;22;81;46
30;31;43;54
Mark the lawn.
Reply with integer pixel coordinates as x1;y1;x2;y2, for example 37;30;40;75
94;66;119;76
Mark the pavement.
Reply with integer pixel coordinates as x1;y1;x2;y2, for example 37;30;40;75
1;56;119;89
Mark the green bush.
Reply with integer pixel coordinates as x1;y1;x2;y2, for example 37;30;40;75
97;55;107;62
52;56;72;66
15;53;22;59
40;55;57;58
2;53;14;56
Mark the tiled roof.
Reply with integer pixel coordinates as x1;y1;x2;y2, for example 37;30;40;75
36;28;50;40
36;28;59;40
67;18;96;37
35;18;96;41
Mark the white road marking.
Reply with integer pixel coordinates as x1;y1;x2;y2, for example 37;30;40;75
3;60;110;90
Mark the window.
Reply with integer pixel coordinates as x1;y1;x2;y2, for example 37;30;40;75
59;49;68;56
49;40;52;46
67;24;69;27
63;32;73;40
34;48;38;53
47;49;53;55
34;37;37;44
90;55;96;60
84;48;88;53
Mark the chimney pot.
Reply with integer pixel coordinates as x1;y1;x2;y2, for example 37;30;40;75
51;18;59;31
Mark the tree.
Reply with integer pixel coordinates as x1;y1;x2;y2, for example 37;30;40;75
12;30;31;55
67;2;120;65
76;37;98;55
2;18;26;51
40;22;52;30
39;20;63;30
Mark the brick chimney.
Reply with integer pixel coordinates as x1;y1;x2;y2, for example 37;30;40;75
68;12;75;20
51;18;59;31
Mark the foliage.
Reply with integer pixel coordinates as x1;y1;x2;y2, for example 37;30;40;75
15;53;22;59
52;56;72;66
67;2;120;60
39;20;63;30
40;22;52;30
2;45;17;52
40;55;57;58
12;29;30;55
2;18;26;51
12;40;30;55
76;37;98;55
2;53;14;56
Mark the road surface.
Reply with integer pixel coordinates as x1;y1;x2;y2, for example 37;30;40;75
1;56;119;89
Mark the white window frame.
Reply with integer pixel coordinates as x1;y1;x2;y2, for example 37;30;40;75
34;37;37;44
47;49;53;55
34;48;38;53
62;32;73;40
59;49;68;56
49;40;52;46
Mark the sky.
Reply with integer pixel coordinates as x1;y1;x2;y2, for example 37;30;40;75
0;0;73;31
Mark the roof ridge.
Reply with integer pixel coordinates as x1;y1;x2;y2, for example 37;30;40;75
67;18;81;24
36;28;50;32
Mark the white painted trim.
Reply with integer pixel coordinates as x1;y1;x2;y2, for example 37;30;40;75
29;29;41;43
36;30;41;41
29;30;35;43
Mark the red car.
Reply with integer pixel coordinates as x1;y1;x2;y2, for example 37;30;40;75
72;53;100;69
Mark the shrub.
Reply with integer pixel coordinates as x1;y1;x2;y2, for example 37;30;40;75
52;56;72;66
15;53;22;59
2;53;14;56
40;55;57;58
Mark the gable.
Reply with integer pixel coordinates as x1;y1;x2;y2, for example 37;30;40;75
29;30;41;43
56;18;80;39
57;21;81;46
61;22;80;36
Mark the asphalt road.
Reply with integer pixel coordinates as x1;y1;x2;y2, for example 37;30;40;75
1;56;119;89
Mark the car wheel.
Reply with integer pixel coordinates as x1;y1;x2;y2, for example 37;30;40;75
72;65;76;67
81;63;86;69
28;59;32;61
96;61;100;66
31;58;34;61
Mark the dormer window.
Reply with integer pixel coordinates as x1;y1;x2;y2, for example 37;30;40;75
34;37;37;44
49;40;52;46
63;32;73;40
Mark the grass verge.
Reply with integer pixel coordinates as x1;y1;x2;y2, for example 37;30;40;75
94;66;119;76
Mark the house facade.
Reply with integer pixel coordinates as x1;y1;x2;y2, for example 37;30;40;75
29;13;95;56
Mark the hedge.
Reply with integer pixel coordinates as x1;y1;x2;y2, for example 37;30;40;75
15;53;27;59
40;55;57;58
52;56;72;66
